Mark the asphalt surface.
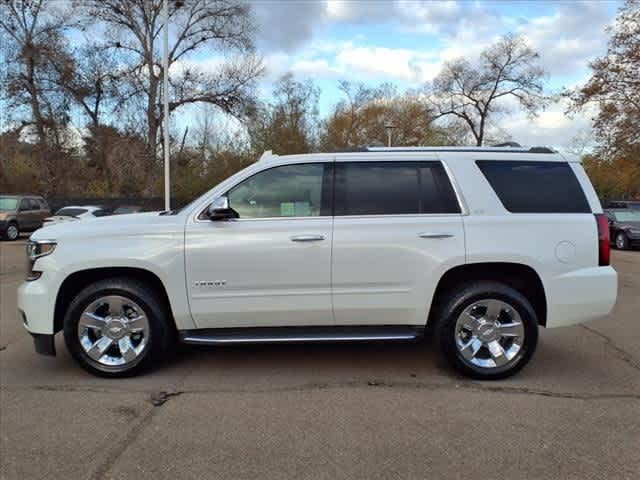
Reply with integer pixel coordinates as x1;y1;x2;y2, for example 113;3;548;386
1;238;639;479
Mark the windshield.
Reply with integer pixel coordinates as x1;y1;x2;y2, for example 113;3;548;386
0;198;18;211
55;207;88;217
614;210;640;222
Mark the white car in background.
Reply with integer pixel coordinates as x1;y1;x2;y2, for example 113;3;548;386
43;206;110;227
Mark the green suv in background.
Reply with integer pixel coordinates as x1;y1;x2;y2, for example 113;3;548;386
0;195;51;241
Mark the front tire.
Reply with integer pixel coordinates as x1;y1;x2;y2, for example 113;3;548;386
615;232;629;250
4;222;19;241
434;281;539;380
63;278;174;377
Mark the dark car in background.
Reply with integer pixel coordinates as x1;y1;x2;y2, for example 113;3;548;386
605;209;640;250
0;195;51;240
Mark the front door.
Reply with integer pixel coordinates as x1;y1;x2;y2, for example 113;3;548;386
331;158;466;326
185;162;334;328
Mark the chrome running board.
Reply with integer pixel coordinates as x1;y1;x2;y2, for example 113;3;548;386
180;326;423;345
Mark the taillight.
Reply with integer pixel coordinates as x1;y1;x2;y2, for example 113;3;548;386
595;214;610;266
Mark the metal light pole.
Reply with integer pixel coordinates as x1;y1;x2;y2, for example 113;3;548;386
163;0;170;210
385;123;396;147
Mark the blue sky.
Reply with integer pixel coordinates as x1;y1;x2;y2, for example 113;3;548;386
14;0;618;150
224;0;620;148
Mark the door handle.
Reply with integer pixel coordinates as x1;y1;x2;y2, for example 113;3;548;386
290;234;325;242
418;232;454;239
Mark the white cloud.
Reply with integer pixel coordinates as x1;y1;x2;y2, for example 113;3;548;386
499;99;597;150
516;2;611;75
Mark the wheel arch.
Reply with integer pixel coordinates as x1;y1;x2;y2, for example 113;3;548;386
54;267;175;334
428;262;548;327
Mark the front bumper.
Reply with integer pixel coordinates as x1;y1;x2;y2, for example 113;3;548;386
18;273;58;335
31;333;56;356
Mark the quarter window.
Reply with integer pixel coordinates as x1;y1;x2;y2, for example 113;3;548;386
334;162;460;216
227;163;329;219
476;161;591;213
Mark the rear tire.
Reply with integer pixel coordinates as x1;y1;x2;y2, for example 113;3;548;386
63;278;174;377
434;281;538;380
615;232;629;250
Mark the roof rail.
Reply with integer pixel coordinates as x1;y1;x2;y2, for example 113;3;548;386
340;145;557;154
492;142;522;148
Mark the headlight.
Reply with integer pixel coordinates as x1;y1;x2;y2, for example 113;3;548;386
26;240;56;281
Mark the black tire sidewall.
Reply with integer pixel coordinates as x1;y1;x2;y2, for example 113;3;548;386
5;223;19;241
436;282;539;380
615;232;628;250
63;279;171;377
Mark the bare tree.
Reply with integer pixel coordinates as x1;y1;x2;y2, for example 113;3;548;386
0;0;75;144
86;0;263;153
248;73;319;155
54;43;120;128
428;34;547;146
0;0;78;192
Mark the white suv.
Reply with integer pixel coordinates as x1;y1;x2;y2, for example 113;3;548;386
18;146;618;379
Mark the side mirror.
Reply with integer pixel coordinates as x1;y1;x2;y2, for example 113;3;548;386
206;196;238;221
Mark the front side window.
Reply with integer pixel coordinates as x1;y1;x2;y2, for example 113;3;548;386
334;162;460;216
227;163;328;219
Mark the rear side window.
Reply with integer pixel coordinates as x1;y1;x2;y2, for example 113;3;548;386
334;162;460;216
476;161;590;213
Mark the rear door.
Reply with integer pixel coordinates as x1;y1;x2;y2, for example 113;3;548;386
331;157;466;326
17;198;36;230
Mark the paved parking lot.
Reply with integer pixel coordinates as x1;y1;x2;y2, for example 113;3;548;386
1;238;639;479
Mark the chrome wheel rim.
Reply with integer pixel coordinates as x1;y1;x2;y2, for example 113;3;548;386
6;225;18;240
78;295;150;367
616;234;625;249
455;299;525;370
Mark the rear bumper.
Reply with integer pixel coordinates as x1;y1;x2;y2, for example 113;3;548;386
545;266;617;328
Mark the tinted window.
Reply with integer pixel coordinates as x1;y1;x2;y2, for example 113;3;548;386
114;206;142;214
19;199;32;211
55;208;88;217
477;161;590;213
93;209;110;217
419;165;461;214
227;163;328;219
334;162;460;216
